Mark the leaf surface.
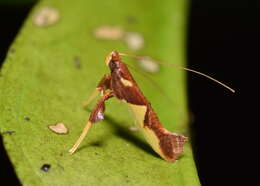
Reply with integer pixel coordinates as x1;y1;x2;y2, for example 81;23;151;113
0;0;200;185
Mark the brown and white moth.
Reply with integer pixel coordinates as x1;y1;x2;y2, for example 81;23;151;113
69;51;234;162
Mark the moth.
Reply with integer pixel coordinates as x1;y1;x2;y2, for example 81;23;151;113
69;51;234;162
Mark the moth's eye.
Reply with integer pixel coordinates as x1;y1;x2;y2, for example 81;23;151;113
109;61;118;70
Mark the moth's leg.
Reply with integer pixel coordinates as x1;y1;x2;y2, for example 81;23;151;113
82;74;111;108
69;91;114;154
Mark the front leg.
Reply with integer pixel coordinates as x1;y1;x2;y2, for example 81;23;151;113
69;91;114;154
82;74;111;108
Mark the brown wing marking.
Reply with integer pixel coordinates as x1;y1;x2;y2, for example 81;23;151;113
144;105;188;161
128;102;187;162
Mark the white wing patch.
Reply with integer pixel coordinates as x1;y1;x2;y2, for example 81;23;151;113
120;78;133;87
127;103;165;159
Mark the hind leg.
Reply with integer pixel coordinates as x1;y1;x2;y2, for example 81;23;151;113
69;91;114;154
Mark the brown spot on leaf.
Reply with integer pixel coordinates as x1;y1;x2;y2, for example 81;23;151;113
126;16;137;24
9;48;16;53
24;117;30;121
1;131;15;135
74;56;81;69
41;164;51;172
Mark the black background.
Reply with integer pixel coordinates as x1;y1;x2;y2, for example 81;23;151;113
0;0;253;185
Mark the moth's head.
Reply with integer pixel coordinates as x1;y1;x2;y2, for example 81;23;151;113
105;51;121;71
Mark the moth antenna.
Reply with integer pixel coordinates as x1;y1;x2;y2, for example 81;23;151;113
119;53;235;93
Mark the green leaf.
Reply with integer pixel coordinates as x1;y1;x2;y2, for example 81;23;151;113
0;0;200;185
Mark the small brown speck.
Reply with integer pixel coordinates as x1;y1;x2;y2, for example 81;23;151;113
1;131;15;135
24;117;30;121
74;56;81;69
41;164;51;172
126;16;137;24
48;122;68;134
9;49;16;53
33;6;60;27
94;25;124;40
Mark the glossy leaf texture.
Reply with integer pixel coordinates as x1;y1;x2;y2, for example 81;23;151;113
0;0;200;185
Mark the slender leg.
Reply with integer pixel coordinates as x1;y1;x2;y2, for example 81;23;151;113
82;89;100;108
82;74;112;108
69;92;114;154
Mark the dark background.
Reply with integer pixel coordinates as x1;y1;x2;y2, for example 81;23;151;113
0;0;252;185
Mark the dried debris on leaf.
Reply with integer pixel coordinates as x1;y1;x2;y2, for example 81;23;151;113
48;122;68;134
94;25;144;51
138;58;160;73
33;6;60;27
128;125;138;132
124;32;144;51
94;25;124;40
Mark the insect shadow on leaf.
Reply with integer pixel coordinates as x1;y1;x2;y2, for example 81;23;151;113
78;107;159;158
